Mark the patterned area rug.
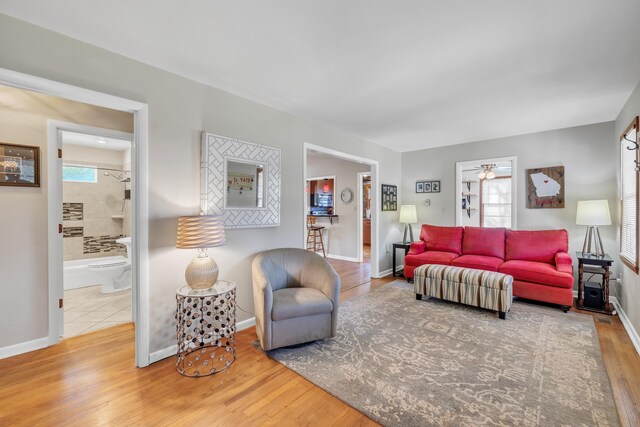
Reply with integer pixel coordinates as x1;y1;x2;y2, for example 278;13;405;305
269;281;619;426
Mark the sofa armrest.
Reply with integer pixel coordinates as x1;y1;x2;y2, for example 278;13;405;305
408;241;426;255
555;252;573;274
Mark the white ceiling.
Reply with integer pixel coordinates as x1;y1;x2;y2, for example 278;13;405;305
62;131;131;151
2;1;640;152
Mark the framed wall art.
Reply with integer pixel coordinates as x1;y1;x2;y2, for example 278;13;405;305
526;166;564;209
201;132;281;228
0;142;40;187
381;184;397;211
415;180;440;194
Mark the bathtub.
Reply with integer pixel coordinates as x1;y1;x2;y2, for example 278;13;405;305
64;256;131;292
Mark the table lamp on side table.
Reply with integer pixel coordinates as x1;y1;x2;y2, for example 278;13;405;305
176;215;226;290
576;200;611;257
399;205;418;244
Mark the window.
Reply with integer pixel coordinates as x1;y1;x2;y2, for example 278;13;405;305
63;165;97;183
620;117;639;272
481;177;511;228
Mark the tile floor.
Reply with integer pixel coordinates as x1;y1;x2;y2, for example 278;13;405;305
63;286;132;338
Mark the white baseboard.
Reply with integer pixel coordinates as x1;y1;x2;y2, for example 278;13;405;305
610;296;640;357
149;316;257;364
326;253;360;263
375;265;405;279
0;336;49;360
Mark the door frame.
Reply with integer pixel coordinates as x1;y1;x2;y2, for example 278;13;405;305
302;143;380;277
48;122;134;340
0;67;151;367
357;172;371;263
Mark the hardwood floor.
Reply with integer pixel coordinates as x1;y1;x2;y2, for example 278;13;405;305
1;257;639;426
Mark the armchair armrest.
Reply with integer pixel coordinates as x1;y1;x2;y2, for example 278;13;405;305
555;252;573;274
408;241;426;255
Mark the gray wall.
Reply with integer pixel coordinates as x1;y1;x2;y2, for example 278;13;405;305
0;14;402;353
615;80;640;336
307;153;371;259
401;121;618;288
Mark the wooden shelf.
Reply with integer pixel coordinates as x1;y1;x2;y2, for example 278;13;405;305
461;193;477;197
461;180;478;183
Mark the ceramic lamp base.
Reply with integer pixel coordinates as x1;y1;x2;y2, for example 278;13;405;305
185;251;219;290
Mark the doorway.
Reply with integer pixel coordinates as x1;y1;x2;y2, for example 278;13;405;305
0;67;150;367
359;173;372;263
60;129;134;338
455;156;517;228
303;143;380;286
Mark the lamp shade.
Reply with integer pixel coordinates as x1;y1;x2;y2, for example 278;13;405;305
399;205;418;224
176;215;226;249
576;200;611;226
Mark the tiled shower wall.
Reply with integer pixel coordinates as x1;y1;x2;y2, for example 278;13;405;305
63;160;130;261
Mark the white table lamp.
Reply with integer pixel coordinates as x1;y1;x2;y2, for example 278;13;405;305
576;200;611;257
176;215;226;290
399;205;418;244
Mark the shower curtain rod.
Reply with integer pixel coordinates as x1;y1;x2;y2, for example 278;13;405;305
93;166;130;173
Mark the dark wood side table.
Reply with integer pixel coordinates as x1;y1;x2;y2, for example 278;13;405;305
392;242;411;277
576;252;614;315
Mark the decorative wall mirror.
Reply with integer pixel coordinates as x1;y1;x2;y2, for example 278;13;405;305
225;159;266;209
201;132;281;228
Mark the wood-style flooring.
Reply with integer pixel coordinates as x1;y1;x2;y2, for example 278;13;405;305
1;254;639;426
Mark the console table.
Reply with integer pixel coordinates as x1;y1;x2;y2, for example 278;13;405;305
175;280;237;377
392;242;411;277
576;252;614;315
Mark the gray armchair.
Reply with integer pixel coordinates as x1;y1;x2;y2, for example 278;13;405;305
252;248;341;351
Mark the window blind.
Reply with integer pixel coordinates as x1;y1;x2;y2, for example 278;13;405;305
482;178;512;228
620;122;638;270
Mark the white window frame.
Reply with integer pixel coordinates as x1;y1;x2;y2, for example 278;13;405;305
620;116;639;273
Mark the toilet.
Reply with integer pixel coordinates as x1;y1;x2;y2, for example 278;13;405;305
88;236;132;293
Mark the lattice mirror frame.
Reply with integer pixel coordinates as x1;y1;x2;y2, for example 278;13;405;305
201;132;281;228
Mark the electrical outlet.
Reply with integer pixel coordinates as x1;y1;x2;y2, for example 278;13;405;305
425;199;431;207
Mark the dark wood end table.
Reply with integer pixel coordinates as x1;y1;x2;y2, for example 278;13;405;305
576;252;614;315
392;242;411;277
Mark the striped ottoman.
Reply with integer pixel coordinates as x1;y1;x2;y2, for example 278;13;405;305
414;264;513;319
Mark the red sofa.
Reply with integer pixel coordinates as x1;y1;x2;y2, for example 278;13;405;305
404;225;574;311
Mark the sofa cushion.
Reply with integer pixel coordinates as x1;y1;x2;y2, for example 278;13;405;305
405;250;458;267
505;229;569;264
461;227;506;259
419;225;464;255
499;260;573;289
451;254;504;272
272;287;333;321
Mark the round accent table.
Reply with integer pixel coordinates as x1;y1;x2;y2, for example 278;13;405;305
175;280;237;377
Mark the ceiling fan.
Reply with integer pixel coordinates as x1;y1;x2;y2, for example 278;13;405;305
466;163;510;180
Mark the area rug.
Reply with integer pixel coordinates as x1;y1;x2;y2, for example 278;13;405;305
268;281;620;427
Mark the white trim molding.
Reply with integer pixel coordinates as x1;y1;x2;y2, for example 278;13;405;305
0;337;49;360
610;296;640;356
326;254;360;263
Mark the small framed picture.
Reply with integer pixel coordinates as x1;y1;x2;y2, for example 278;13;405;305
0;142;40;187
416;182;424;193
381;184;398;211
424;182;432;193
431;181;440;193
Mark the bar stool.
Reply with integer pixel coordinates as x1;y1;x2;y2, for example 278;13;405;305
306;216;326;257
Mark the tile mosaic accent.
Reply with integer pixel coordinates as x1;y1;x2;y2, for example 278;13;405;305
63;227;84;238
63;202;83;221
83;234;126;254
